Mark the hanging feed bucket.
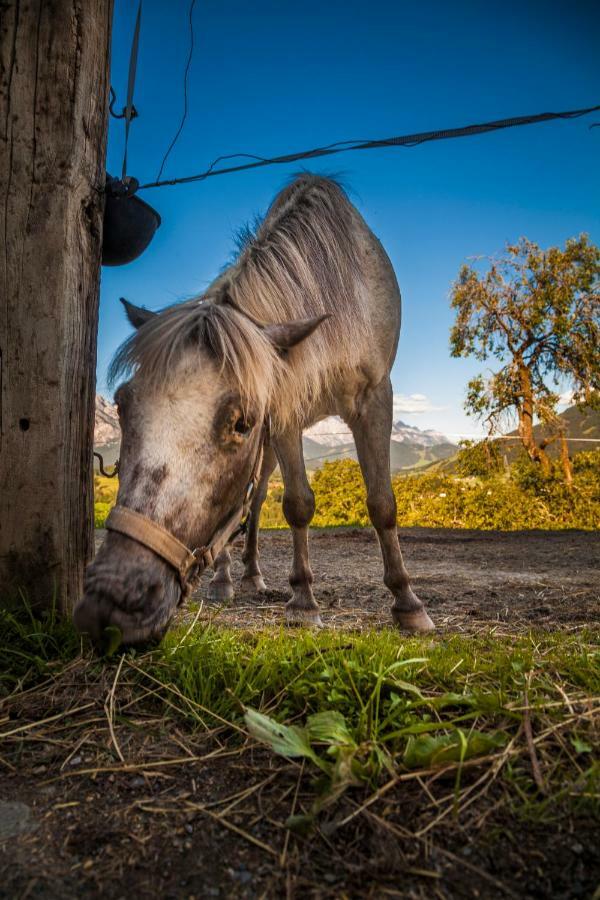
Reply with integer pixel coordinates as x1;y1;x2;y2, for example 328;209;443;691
102;174;161;266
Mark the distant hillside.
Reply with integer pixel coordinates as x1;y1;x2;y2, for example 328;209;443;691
435;405;599;473
94;398;458;474
505;405;600;461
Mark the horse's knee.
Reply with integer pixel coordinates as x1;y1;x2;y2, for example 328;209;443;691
367;490;397;531
283;487;315;529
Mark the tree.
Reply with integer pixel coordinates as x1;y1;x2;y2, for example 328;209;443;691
450;236;600;484
0;2;113;612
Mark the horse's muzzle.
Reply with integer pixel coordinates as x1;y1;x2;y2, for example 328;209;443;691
74;536;181;650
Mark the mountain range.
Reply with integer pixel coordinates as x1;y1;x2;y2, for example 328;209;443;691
94;397;457;473
302;416;456;471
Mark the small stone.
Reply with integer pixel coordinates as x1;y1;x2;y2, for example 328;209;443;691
69;756;82;766
0;802;35;841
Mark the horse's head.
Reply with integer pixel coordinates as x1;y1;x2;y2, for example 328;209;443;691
74;298;326;648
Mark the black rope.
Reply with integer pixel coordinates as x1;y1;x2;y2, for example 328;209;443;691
155;0;197;183
138;103;600;191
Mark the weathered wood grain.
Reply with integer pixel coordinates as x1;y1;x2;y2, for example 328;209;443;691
0;1;113;611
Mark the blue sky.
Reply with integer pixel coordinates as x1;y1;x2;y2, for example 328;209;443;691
100;0;600;437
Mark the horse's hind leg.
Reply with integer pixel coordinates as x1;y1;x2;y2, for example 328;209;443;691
276;430;322;627
207;547;234;602
348;377;434;633
241;445;277;593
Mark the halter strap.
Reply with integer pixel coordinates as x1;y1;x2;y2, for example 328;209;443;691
105;417;270;592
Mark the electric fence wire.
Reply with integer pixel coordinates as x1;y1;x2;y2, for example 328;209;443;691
155;0;197;183
138;103;600;192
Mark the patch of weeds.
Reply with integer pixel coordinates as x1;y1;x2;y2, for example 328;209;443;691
150;626;599;825
0;592;80;696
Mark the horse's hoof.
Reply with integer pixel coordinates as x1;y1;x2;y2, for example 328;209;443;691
392;608;435;634
207;581;235;602
285;606;324;628
240;575;267;594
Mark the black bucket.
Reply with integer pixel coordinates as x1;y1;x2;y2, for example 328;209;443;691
102;175;161;266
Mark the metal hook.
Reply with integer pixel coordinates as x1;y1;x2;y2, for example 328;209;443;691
94;452;120;478
109;86;138;121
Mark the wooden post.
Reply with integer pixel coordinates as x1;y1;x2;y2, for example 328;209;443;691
0;1;114;613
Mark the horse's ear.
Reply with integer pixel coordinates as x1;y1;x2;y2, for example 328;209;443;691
120;297;157;330
263;314;330;351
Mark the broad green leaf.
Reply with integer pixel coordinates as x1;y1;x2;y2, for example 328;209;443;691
244;708;325;769
306;711;356;747
403;729;506;769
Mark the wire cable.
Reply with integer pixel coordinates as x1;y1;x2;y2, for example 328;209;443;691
155;0;197;183
138;103;600;191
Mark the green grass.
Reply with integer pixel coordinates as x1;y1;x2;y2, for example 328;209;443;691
1;599;598;824
148;622;599;820
0;595;81;695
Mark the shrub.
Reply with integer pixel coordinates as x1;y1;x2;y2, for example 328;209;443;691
94;475;118;527
95;459;599;532
455;439;503;477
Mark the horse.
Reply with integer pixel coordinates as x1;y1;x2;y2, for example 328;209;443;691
74;175;434;646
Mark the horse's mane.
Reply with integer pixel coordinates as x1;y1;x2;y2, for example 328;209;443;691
109;174;372;430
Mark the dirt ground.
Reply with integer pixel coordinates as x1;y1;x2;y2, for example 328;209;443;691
1;528;599;900
194;527;600;632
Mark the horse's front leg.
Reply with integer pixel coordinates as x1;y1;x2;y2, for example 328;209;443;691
348;377;434;633
241;445;277;593
276;430;322;627
207;547;234;602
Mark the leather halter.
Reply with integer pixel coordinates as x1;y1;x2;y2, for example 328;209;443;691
105;418;270;594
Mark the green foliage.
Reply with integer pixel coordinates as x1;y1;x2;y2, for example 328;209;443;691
259;479;286;528
288;459;598;531
156;625;599;820
311;459;369;527
95;457;598;532
573;447;600;474
455;439;503;477
0;594;79;695
94;475;118;528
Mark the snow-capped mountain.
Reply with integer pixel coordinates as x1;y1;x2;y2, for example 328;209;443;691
390;420;449;447
302;416;457;471
304;416;451;448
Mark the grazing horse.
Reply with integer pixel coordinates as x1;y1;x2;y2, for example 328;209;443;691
74;175;434;645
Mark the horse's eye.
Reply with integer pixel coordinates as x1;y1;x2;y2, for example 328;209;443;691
234;417;251;436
